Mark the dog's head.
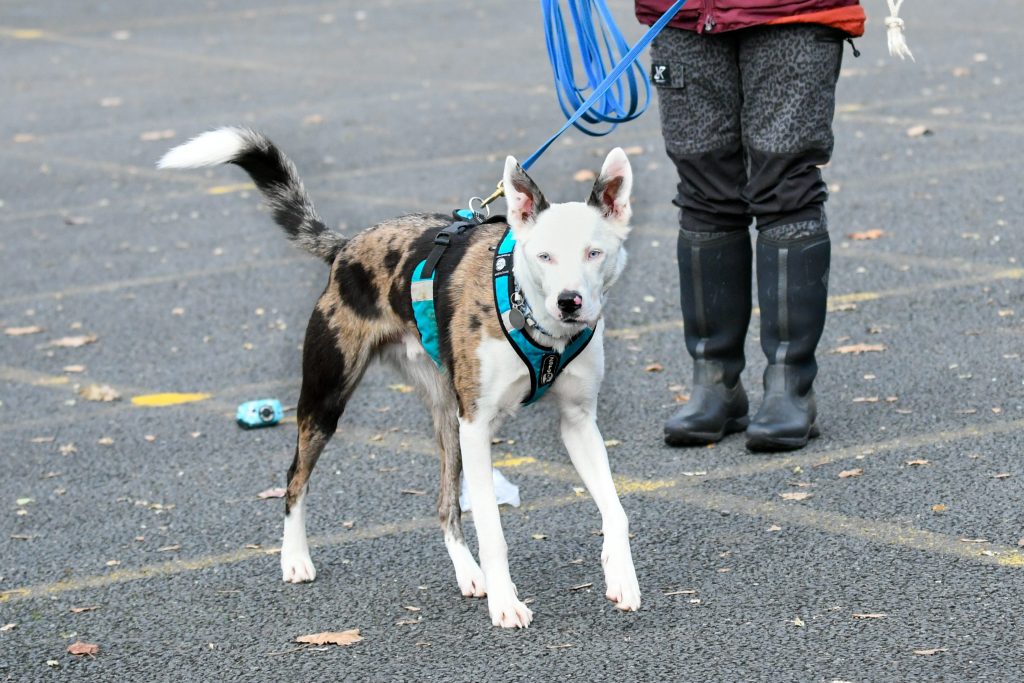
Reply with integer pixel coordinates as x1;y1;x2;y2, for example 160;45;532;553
503;148;632;336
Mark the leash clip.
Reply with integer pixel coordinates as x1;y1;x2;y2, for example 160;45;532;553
468;180;504;220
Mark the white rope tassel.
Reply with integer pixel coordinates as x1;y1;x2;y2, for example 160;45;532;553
885;0;914;61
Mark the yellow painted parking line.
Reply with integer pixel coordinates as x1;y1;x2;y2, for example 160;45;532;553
0;492;579;605
206;182;255;195
131;393;211;407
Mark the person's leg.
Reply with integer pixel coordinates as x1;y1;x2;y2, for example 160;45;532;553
738;24;844;451
652;28;753;446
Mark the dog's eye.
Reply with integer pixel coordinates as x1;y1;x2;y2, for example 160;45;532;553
587;249;604;260
537;252;552;263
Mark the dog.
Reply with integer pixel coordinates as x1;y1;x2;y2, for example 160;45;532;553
159;128;639;628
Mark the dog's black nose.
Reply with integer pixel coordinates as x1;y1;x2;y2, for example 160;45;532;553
557;290;583;314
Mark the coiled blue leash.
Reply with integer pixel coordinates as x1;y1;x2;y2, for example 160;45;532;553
470;0;687;215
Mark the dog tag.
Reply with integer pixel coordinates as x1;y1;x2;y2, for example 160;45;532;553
508;308;526;330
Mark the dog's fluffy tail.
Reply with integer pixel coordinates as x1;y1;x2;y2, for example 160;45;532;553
158;127;345;263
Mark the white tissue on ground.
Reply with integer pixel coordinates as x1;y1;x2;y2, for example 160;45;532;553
460;468;521;511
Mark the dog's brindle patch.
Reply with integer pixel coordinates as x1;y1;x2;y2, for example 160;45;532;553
285;214;508;541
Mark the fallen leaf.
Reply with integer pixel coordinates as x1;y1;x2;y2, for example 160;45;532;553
992;473;1012;480
67;641;99;656
906;459;930;466
913;647;948;656
547;643;574;650
852;397;879;403
766;524;783;532
833;343;886;355
644;362;664;373
59;443;77;455
0;623;15;632
569;582;593;591
388;383;414;394
46;660;59;668
294;629;362;646
47;334;98;348
847;229;886;241
157;544;181;552
906;125;933;138
63;365;86;373
143;435;156;443
402;606;421;612
257;487;286;499
852;613;887;619
10;534;33;540
839;468;864;478
79;384;121;402
573;169;597;182
69;606;99;614
604;439;621;447
139;129;175;141
97;437;114;446
394;617;422;626
342;520;355;529
932;504;947;513
779;492;812;501
4;325;43;336
531;533;548;540
959;538;988;544
105;560;120;567
31;436;56;443
789;617;805;627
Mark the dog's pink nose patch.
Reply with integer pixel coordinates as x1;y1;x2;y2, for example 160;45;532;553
573;295;583;306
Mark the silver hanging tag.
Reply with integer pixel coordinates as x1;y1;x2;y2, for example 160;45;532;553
508;308;527;330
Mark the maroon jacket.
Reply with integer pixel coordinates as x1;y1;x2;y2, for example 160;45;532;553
636;0;863;35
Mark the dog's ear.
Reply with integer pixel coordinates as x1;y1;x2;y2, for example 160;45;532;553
503;156;549;240
587;147;633;235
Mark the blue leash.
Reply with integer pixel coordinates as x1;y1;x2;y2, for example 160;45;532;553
523;0;688;170
470;0;687;213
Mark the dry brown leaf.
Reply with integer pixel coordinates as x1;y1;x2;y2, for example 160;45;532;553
932;504;947;513
0;623;15;632
257;487;286;499
4;325;43;336
47;334;98;348
79;384;121;402
838;468;864;479
573;169;597;182
644;362;664;373
847;229;886;241
779;491;812;501
833;343;886;355
906;459;930;466
913;648;947;656
294;629;362;646
852;613;887;619
63;365;86;373
139;129;175;141
69;606;99;614
67;641;99;656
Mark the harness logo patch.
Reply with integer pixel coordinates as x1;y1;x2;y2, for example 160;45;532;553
539;354;559;386
651;63;670;85
494;255;511;277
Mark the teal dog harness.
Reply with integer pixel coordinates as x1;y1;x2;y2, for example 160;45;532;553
411;215;594;405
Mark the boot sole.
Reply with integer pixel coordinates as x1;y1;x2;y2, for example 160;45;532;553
665;416;749;447
745;423;820;452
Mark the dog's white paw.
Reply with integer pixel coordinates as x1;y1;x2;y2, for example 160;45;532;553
602;545;640;611
488;591;533;629
456;564;487;598
281;548;316;583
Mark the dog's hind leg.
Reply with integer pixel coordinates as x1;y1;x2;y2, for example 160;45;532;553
435;407;486;598
281;307;370;583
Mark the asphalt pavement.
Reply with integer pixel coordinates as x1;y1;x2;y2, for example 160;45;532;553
2;1;1023;681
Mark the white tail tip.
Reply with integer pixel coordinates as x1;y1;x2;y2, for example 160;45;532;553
156;127;252;169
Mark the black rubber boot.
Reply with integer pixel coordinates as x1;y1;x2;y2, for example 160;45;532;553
665;229;752;446
746;223;830;452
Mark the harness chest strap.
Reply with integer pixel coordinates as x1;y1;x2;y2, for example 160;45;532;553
410;219;594;405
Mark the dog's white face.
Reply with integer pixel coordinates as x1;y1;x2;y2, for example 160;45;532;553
502;148;632;335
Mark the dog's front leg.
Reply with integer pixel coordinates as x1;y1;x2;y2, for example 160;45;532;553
558;398;641;611
459;416;533;628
